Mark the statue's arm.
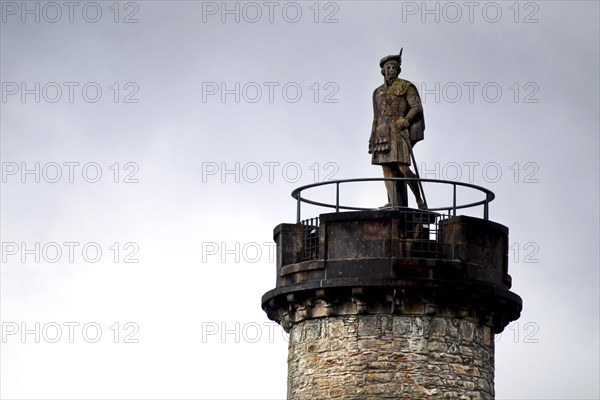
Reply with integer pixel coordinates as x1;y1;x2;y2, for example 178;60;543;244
404;85;423;123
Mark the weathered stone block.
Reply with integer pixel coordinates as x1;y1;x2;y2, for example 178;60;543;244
460;320;475;341
429;317;447;337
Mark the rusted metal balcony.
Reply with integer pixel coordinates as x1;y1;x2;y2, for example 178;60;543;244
262;178;522;333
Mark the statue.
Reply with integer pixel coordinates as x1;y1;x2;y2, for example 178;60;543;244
369;49;427;209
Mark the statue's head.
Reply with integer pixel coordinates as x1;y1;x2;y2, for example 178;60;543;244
379;50;403;80
380;56;401;80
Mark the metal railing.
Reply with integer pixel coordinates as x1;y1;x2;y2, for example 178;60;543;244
297;210;452;262
300;217;319;261
291;178;495;223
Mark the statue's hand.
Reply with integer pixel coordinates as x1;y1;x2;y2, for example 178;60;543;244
396;117;409;129
368;140;373;154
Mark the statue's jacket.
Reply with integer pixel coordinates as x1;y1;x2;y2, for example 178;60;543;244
370;78;425;165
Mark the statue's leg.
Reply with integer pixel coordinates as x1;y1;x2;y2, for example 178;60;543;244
399;165;426;209
382;164;406;207
396;166;408;207
381;164;395;205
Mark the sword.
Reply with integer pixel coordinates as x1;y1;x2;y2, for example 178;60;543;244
407;136;428;209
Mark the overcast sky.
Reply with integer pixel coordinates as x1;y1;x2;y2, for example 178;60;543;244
1;1;599;399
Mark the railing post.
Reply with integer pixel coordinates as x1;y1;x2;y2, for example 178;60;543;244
391;179;396;209
336;182;340;213
452;184;457;217
484;195;489;220
296;192;301;223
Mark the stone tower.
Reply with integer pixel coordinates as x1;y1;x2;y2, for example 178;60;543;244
262;182;522;399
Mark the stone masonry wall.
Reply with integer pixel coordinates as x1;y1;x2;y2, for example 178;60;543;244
287;314;495;400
